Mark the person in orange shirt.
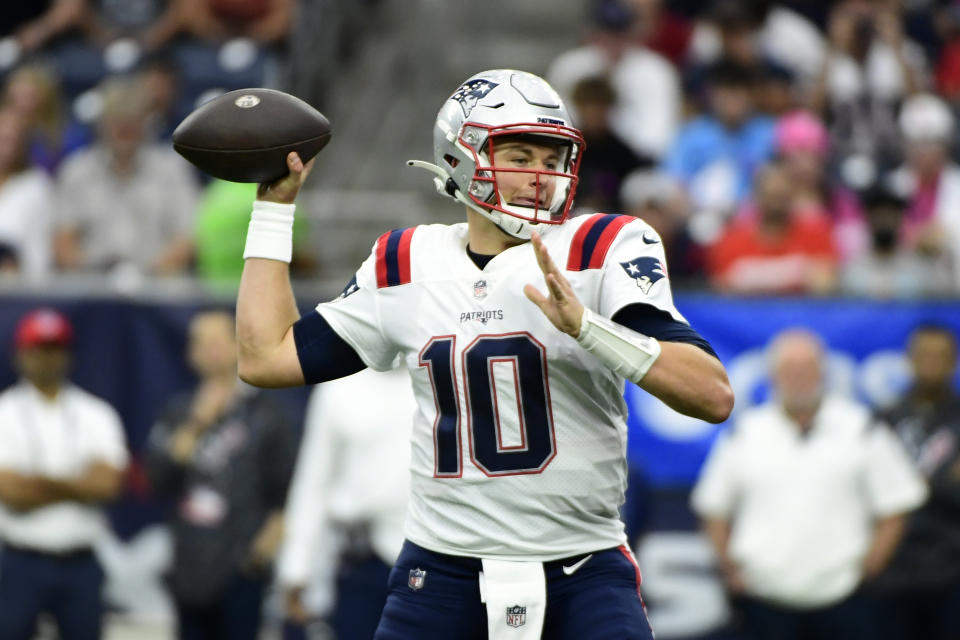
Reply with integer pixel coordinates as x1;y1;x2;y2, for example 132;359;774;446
708;161;837;294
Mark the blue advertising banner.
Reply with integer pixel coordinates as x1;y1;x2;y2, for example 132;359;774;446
626;296;960;488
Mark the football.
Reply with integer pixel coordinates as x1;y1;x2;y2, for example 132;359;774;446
172;88;331;183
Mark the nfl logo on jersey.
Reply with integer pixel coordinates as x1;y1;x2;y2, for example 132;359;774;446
473;279;488;299
408;568;426;591
506;605;526;628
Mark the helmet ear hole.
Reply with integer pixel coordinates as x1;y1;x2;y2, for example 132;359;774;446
443;154;460;168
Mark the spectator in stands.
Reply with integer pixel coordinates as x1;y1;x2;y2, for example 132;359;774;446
145;310;296;640
547;0;680;160
685;0;825;99
684;0;768;104
623;0;694;67
195;179;314;291
707;162;837;295
889;93;960;289
167;0;294;46
842;185;954;298
138;52;184;141
753;61;798;117
0;65;90;174
0;109;55;281
53;77;198;277
4;0;85;56
0;308;128;640
868;325;960;640
620;169;704;288
148;0;293;116
662;59;775;243
569;76;651;215
278;367;415;640
78;0;183;51
692;328;927;640
934;2;960;104
773;109;869;261
809;0;927;166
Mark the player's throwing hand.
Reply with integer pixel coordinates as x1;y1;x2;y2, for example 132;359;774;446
257;152;314;204
524;231;585;338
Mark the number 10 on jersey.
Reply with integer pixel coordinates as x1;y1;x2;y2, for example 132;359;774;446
419;332;557;477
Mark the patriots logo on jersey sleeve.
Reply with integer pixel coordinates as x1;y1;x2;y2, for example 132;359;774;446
334;275;359;301
620;256;667;295
451;79;498;117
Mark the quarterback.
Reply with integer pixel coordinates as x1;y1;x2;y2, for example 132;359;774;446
236;70;734;639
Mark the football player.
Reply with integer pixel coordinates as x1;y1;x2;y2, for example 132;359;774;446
236;69;734;639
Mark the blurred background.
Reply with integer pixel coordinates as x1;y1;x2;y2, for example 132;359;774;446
2;0;960;638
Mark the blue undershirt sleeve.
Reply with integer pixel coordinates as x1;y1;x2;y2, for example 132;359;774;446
292;311;367;384
611;303;719;360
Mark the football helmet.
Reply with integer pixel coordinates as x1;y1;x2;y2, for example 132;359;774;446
408;69;585;239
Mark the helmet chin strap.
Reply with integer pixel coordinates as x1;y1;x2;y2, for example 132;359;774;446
458;191;535;240
406;159;545;240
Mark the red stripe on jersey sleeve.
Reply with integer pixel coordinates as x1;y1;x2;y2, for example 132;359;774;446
586;215;633;269
374;230;391;289
397;227;415;285
566;213;606;271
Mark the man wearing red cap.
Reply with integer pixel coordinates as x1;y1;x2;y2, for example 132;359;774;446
0;308;129;640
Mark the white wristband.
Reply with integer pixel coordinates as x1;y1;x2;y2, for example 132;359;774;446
243;200;296;263
576;307;662;382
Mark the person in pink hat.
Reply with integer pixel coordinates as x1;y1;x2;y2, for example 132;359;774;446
0;308;128;640
770;109;869;261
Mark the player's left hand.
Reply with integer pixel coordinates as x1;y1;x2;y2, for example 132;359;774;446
524;231;584;338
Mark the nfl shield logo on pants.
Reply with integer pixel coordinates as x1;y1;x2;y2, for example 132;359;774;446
505;604;526;628
408;568;426;591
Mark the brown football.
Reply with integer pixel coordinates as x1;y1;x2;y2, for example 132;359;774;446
172;88;331;183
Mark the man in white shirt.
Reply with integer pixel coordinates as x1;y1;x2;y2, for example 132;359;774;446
0;308;129;640
691;328;926;640
546;6;680;161
278;367;415;639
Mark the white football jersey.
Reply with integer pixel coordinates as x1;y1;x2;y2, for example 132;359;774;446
314;213;685;560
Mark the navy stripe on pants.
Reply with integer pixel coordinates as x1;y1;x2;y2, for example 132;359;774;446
374;540;654;640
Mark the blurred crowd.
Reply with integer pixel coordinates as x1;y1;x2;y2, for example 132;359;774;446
2;1;960;298
0;0;340;290
553;0;960;298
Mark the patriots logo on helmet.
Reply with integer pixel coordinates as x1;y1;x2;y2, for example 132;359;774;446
451;79;499;117
620;256;667;295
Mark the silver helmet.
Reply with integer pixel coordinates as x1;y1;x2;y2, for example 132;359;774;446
408;69;584;239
